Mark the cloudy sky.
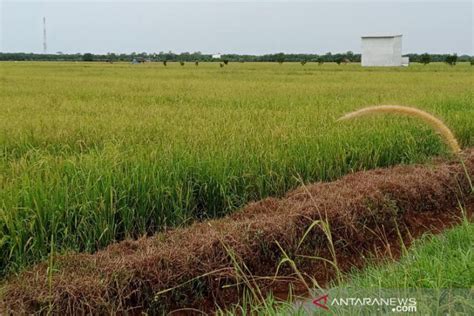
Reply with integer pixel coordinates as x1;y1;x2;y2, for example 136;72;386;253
1;0;472;55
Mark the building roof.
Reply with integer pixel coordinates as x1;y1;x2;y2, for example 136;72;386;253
361;34;402;39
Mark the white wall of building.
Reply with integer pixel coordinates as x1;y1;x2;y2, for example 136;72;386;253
361;35;403;67
402;56;410;67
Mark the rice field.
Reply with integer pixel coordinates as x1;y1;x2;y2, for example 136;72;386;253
0;61;472;276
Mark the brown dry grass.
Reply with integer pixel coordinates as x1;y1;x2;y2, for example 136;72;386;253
1;149;473;314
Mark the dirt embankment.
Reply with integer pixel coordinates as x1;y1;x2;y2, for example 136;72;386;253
2;149;473;314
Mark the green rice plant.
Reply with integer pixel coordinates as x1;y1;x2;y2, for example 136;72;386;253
338;105;461;153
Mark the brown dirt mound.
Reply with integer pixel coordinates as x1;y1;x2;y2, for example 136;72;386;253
2;149;473;314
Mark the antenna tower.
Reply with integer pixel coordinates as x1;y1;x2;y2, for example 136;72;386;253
43;17;47;53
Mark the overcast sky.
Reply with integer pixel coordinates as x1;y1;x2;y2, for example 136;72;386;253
1;0;472;55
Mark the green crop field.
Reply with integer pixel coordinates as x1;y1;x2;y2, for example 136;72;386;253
0;61;472;275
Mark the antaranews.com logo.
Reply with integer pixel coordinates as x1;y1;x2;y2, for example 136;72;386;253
313;294;417;313
298;288;472;314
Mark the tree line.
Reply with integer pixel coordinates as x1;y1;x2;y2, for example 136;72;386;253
0;51;471;64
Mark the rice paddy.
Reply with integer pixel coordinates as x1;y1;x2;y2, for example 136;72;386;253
0;61;472;278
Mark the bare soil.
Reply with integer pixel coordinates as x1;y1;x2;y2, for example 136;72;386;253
2;149;473;315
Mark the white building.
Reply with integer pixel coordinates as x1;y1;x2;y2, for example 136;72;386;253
361;34;407;67
212;53;222;59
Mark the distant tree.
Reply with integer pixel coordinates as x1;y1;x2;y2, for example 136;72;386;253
300;60;307;66
82;53;93;62
445;54;457;66
345;51;354;62
195;61;199;66
163;60;167;66
105;53;117;63
420;53;431;65
223;59;229;65
335;56;343;65
219;63;224;68
317;57;324;65
471;58;474;66
275;53;285;64
180;61;185;66
324;52;332;61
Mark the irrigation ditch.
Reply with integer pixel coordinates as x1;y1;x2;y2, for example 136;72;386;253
1;148;472;314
